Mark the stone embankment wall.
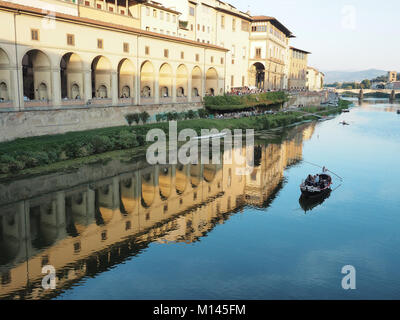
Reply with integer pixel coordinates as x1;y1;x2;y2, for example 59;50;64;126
285;91;329;108
0;102;202;142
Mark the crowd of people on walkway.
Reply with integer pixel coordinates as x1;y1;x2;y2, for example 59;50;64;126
214;109;275;119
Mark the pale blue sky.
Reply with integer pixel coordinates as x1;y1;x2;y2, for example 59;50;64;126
229;0;399;72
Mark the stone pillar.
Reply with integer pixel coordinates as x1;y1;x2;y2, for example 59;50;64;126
11;66;24;110
188;75;192;102
172;72;177;103
154;69;160;104
83;69;92;103
111;71;119;106
51;68;61;107
134;71;139;105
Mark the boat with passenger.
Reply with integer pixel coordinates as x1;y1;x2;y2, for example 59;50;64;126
300;169;332;197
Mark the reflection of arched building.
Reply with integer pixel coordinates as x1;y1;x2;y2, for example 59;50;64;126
0;123;316;300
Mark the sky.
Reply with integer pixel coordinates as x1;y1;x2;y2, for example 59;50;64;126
228;0;399;72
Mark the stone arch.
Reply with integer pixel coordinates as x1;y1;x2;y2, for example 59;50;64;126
60;52;83;100
176;64;188;97
140;60;154;98
192;66;202;97
206;68;218;96
118;58;134;98
91;55;112;98
249;62;265;89
159;63;173;98
22;49;52;101
0;48;11;102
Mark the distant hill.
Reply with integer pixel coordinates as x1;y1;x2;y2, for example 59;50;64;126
323;69;387;84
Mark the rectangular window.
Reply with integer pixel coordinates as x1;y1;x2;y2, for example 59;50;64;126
232;59;235;65
123;42;129;53
145;46;150;55
221;16;225;29
97;3;101;9
211;56;214;63
84;1;90;6
120;10;125;15
241;21;249;32
221;57;224;64
153;9;157;17
190;24;193;31
166;13;170;21
67;34;75;46
181;51;184;59
97;39;103;49
164;49;169;58
160;11;164;20
242;76;245;86
232;19;236;31
109;7;113;12
189;7;195;16
196;54;200;62
231;76;234;86
173;15;176;23
146;7;150;16
255;48;262;59
31;29;39;41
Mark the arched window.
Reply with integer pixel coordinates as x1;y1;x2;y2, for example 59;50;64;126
177;87;184;97
0;82;8;101
161;86;169;97
98;85;108;98
121;86;130;98
71;84;80;99
142;86;151;98
38;83;48;100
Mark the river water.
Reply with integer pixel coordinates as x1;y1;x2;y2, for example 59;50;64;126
0;98;399;300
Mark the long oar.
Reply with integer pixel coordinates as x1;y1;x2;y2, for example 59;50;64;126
302;160;344;181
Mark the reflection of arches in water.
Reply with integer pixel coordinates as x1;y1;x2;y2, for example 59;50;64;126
254;145;262;167
203;164;216;183
159;166;172;200
29;205;58;249
94;190;105;226
141;172;155;208
0;213;21;265
65;197;79;237
190;164;201;188
175;164;188;194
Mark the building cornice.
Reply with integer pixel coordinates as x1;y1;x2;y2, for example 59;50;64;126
0;1;228;52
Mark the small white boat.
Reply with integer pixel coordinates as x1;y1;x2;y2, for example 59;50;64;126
192;132;227;140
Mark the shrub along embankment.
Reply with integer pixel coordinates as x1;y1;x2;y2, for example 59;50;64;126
204;92;289;112
0;99;351;177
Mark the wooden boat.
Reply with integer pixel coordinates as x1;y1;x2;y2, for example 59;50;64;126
342;109;350;113
300;173;332;197
339;121;350;125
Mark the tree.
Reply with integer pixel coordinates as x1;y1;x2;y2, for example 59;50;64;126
139;111;150;124
361;79;371;89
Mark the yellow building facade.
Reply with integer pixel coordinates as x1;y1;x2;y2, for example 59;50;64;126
306;66;324;91
288;47;310;90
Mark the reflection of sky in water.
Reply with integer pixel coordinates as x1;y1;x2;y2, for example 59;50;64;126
57;101;400;300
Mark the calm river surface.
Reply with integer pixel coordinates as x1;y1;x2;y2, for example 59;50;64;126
0;98;399;300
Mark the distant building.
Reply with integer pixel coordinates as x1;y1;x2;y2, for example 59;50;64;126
385;81;400;90
288;47;310;90
306;67;324;91
388;71;397;83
